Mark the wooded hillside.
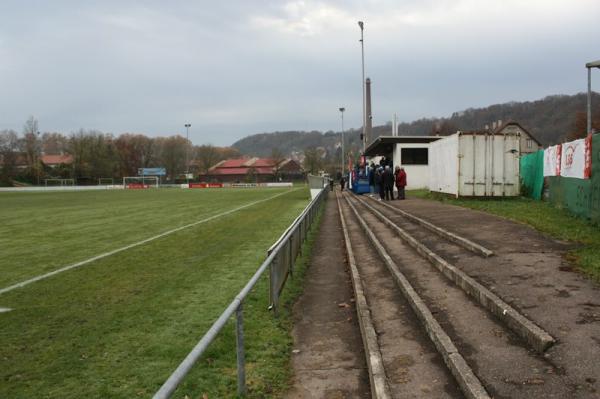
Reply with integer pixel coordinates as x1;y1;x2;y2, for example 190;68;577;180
232;92;600;157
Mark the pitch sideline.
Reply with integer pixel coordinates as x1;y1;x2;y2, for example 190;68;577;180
0;188;301;296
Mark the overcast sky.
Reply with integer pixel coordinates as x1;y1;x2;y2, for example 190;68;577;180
1;1;598;146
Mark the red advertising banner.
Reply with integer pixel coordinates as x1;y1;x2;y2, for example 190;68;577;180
543;144;561;177
585;134;592;178
189;183;224;188
560;136;592;179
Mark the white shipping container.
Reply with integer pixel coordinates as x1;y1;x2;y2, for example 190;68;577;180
429;132;520;197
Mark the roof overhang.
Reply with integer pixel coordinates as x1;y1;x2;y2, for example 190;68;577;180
364;136;442;157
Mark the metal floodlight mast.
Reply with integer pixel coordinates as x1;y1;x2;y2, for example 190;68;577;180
184;123;191;181
339;107;345;175
358;21;366;153
36;131;40;186
586;60;600;135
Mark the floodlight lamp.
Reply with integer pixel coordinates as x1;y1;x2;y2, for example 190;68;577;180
358;21;364;30
339;107;345;112
586;60;600;68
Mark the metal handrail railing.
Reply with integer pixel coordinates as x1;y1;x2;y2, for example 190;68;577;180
153;186;327;399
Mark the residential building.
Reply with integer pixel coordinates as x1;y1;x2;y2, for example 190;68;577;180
493;121;542;154
202;157;304;183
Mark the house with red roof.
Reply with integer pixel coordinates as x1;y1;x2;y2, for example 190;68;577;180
202;157;304;183
0;153;72;170
41;154;73;168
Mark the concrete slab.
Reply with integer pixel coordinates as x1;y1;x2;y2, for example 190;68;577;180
386;197;600;397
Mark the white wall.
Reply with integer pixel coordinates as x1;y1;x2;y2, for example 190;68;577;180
393;142;432;190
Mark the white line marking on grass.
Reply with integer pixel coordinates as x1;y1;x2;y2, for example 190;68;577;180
0;307;12;313
0;188;300;296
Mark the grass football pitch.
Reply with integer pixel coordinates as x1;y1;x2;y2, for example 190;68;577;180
0;187;312;398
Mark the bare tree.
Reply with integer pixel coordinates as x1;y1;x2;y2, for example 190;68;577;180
22;116;39;160
154;135;189;180
21;116;41;182
303;147;323;174
114;134;155;176
0;130;19;185
566;110;600;141
271;147;286;181
67;129;118;181
430;120;457;136
194;144;221;175
42;132;69;155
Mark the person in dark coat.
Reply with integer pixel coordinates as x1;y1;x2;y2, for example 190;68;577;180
394;166;400;199
374;168;384;200
383;165;394;200
368;163;375;195
340;175;346;191
396;167;407;199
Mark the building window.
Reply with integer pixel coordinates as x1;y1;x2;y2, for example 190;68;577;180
401;148;428;165
526;138;532;149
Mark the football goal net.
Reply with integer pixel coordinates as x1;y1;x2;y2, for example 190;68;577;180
98;178;114;185
123;176;159;189
45;178;75;187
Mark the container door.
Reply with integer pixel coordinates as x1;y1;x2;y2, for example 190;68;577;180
484;135;493;196
458;135;475;196
430;134;459;195
504;134;520;196
473;135;487;196
491;135;505;196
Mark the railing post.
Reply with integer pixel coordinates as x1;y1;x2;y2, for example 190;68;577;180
300;219;305;249
236;303;246;396
288;236;293;278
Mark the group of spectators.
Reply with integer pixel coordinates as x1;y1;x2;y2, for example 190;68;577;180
368;161;407;201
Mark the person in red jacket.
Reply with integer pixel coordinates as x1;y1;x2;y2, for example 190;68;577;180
395;166;407;200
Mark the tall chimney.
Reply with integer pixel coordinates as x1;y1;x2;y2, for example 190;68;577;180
365;77;372;144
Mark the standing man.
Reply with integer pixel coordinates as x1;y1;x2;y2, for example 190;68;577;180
375;167;384;200
383;165;394;201
368;162;375;196
394;166;400;199
396;167;407;200
340;175;346;191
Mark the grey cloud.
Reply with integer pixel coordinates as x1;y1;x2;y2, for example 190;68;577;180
0;1;599;145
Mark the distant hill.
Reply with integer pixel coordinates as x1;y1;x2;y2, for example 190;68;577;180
232;92;599;157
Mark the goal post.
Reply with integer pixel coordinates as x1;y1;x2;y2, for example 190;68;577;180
123;176;159;189
98;178;114;185
44;178;75;187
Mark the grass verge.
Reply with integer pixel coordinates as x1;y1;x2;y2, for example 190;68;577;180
409;190;600;281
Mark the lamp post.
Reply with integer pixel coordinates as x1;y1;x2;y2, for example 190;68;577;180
586;60;600;135
36;131;40;186
339;107;345;177
184;123;191;183
358;21;366;153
